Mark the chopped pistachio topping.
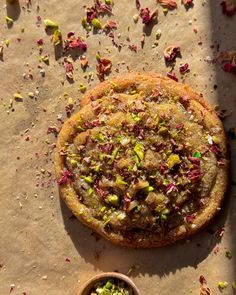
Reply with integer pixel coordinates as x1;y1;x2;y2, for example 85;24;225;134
106;194;120;206
82;175;93;184
91;18;102;29
134;143;144;161
63;88;225;235
44;19;59;30
167;154;181;169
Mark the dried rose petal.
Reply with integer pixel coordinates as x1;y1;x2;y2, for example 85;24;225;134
188;169;201;182
37;38;44;46
96;57;112;81
186;214;195;222
64;58;74;80
183;0;193;6
106;20;117;30
140;7;158;24
103;19;117;32
166;182;178;193
167;71;178;81
210;144;222;157
176;123;184;129
69;38;87;51
199;275;207;285
58;170;72;185
86;8;97;22
217;51;236;75
99;143;114;154
95;0;113;14
179;63;190;74
223;63;236;75
64;32;87;52
124;194;132;211
157;0;177;9
220;0;236;17
188;157;200;165
224;63;233;72
94;185;108;199
164;45;180;62
128;44;138;52
47;126;59;136
159;163;169;174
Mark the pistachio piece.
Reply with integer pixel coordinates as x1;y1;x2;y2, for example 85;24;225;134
167;154;181;169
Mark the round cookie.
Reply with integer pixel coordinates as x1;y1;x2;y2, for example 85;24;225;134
55;73;228;247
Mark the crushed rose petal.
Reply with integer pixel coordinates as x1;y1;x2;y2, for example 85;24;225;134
183;0;193;6
128;44;138;52
157;0;177;9
167;71;178;81
186;214;195;223
166;183;178;194
176;123;184;129
104;20;117;32
86;8;97;22
94;185;108;199
223;63;236;75
58;170;72;185
64;32;87;52
210;144;222;158
95;0;113;14
37;38;44;46
199;275;207;285
220;0;236;17
64;57;74;80
140;7;158;24
217;50;236;75
188;169;201;182
47;126;59;137
96;56;112;81
188;156;200;166
179;63;190;74
164;45;180;62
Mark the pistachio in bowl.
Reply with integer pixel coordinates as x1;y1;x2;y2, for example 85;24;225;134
78;272;140;295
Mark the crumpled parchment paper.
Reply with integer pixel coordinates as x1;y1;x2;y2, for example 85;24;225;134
0;0;236;294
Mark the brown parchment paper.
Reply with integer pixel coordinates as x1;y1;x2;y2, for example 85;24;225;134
0;1;236;294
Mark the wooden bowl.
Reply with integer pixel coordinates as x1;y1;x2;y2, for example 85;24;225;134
78;272;140;295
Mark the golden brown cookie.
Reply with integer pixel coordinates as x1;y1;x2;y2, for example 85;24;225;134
55;73;228;248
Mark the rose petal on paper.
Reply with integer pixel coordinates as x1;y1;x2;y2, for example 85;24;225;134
167;71;179;81
183;0;193;6
128;44;138;52
164;45;181;62
96;57;112;81
140;7;158;24
157;0;177;9
220;0;236;17
179;63;190;73
64;32;87;52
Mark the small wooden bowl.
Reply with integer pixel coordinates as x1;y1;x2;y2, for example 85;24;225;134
78;272;140;295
